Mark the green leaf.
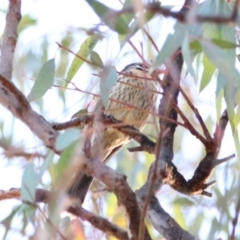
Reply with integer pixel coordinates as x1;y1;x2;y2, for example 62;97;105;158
202;1;236;66
224;84;236;125
27;58;55;102
56;129;79;151
233;91;240;128
233;131;240;162
86;0;131;35
54;140;77;182
189;40;202;54
18;14;37;33
215;76;224;121
200;39;240;89
20;204;36;227
173;204;187;230
66;35;98;86
181;34;195;78
86;0;110;18
154;23;186;67
211;39;236;49
90;51;104;68
112;15;129;35
21;163;38;202
100;66;117;107
118;10;156;46
1;205;22;237
200;54;216;91
39;151;54;178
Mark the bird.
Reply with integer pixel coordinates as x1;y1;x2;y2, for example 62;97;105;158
68;62;159;204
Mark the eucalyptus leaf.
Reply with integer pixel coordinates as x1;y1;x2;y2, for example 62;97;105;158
18;14;37;33
200;54;215;91
200;39;240;89
27;58;55;102
154;23;186;67
66;35;98;86
233;131;240;163
189;40;202;54
182;34;195;78
224;84;235;124
215;74;224;121
86;0;130;35
54;140;77;182
100;66;117;107
39;151;54;178
90;51;104;68
21;163;38;202
86;0;110;18
56;129;79;151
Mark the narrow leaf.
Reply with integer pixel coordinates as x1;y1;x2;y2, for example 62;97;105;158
21;163;38;202
200;54;216;91
27;58;55;102
224;84;235;124
215;73;224;121
189;40;202;54
181;34;195;78
54;140;77;182
154;23;186;67
100;66;117;107
86;0;110;18
66;35;98;86
56;129;79;151
90;51;104;68
200;39;240;89
233;131;240;161
86;0;131;35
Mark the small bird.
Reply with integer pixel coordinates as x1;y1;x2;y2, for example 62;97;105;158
68;62;158;204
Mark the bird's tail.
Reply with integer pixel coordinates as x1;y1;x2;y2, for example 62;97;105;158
68;173;93;204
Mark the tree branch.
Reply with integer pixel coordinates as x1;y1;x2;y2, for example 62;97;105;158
0;0;21;79
0;188;129;240
0;74;58;152
68;149;152;240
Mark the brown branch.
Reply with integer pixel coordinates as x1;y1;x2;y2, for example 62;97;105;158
127;40;148;65
68;149;152;240
135;1;233;238
213;109;229;145
67;206;129;240
0;141;45;160
170;97;207;145
107;0;239;26
142;27;159;53
0;0;21;79
0;188;130;240
0;74;58;152
52;114;157;154
136;193;197;240
178;85;212;141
